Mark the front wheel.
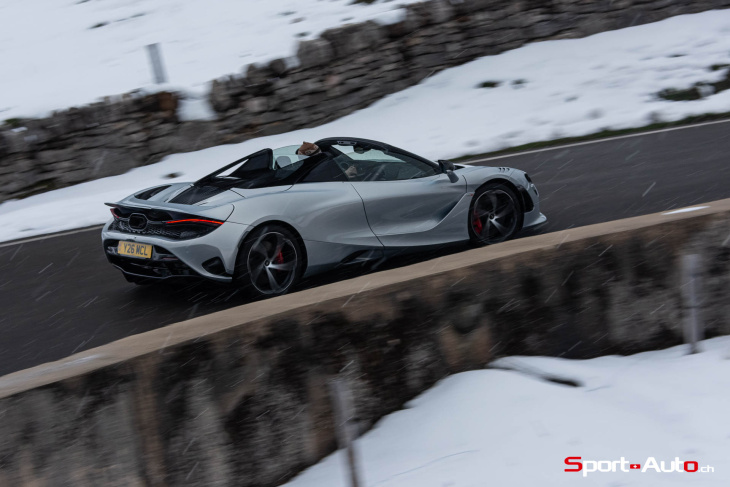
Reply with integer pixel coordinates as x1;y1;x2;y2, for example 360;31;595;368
234;225;303;297
468;183;522;245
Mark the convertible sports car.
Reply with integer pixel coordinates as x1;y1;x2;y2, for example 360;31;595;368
102;137;546;296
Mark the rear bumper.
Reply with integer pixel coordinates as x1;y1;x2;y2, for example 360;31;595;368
101;219;251;282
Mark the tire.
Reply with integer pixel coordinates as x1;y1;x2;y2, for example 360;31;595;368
234;224;304;297
468;182;523;246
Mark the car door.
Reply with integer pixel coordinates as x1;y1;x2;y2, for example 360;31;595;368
343;147;467;247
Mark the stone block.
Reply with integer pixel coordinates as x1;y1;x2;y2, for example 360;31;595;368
296;39;335;69
245;97;269;114
321;21;386;59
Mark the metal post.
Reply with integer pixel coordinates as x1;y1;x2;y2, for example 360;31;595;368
329;378;362;487
681;254;703;354
146;43;168;84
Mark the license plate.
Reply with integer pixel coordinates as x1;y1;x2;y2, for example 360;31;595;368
118;241;153;259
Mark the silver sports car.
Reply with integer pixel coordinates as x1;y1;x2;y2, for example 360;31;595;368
102;137;546;296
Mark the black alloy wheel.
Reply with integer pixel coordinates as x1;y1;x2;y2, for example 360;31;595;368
235;225;302;297
469;183;522;245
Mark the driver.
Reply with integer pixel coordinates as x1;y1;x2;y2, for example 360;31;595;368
296;141;321;156
296;141;361;180
343;164;359;180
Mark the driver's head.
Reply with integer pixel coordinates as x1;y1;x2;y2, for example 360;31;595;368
344;164;358;179
296;141;321;156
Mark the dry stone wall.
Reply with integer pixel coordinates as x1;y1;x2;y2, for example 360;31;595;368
2;0;729;202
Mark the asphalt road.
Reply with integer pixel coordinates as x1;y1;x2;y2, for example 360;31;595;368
1;120;729;376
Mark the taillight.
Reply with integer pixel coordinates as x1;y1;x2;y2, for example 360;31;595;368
162;218;224;240
164;218;223;226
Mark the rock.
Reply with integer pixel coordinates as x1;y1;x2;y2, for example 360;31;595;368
321;21;386;59
245;97;268;114
3;130;31;154
56;168;92;185
245;63;273;85
40;159;77;174
382;16;419;38
210;79;235;113
81;148;140;179
530;20;567;38
148;136;173;155
243;65;275;97
573;16;616;36
0;132;8;158
36;149;74;166
254;121;295;137
158;92;179;114
296;38;335;69
126;131;147;145
323;74;342;89
168;122;219;153
267;58;288;77
405;0;454;26
452;0;505;15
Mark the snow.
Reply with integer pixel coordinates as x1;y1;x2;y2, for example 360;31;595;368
3;10;730;242
279;337;730;487
0;0;416;121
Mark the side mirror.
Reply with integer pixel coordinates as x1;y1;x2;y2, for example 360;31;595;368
438;160;459;183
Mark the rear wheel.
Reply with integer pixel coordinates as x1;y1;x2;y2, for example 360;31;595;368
234;225;303;297
468;183;522;245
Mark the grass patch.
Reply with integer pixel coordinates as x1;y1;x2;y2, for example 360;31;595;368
3;118;24;128
657;66;730;102
451;111;730;162
90;21;108;29
478;81;501;88
658;87;703;101
709;64;730;71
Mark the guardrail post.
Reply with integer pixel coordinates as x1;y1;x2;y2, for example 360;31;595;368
681;253;703;354
329;378;363;487
146;43;168;84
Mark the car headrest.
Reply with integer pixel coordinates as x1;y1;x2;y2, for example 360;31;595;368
275;156;293;169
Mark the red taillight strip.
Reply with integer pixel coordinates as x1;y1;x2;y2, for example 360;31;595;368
165;218;223;225
110;208;120;218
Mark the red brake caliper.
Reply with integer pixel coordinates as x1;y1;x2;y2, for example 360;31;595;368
472;210;483;234
275;251;285;264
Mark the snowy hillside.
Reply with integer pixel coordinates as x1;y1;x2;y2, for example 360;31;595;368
280;337;730;487
0;0;414;120
2;10;730;243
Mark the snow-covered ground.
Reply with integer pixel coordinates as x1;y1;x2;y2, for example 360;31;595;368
2;10;730;243
0;0;413;121
280;337;730;487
